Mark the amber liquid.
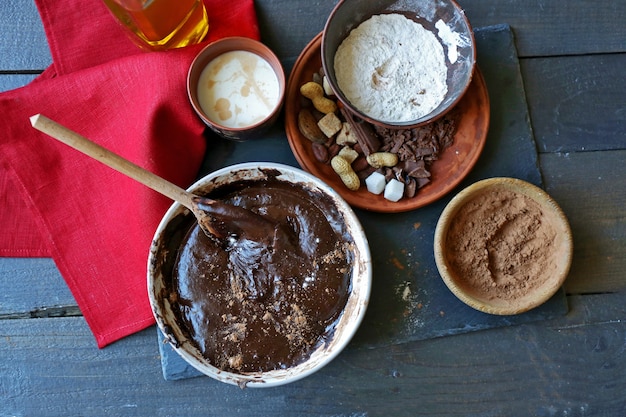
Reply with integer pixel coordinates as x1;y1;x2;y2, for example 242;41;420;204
103;0;209;50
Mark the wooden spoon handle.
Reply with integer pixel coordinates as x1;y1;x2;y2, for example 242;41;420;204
29;114;196;210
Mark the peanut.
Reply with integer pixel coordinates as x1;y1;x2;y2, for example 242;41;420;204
300;81;323;99
300;81;337;114
331;155;360;191
367;152;399;168
297;108;326;143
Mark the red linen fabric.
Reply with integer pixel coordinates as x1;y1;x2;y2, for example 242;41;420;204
0;0;260;347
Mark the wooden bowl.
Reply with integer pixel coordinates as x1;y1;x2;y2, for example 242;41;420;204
434;177;573;315
285;33;489;213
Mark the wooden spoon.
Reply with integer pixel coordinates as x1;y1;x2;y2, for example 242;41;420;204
29;114;280;243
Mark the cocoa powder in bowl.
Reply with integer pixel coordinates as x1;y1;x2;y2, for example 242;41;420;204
434;178;573;315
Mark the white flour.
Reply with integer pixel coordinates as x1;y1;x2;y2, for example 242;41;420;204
334;13;448;123
435;19;470;64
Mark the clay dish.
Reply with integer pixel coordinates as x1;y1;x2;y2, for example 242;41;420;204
285;33;489;213
434;177;573;315
321;0;476;129
148;163;372;387
187;37;285;141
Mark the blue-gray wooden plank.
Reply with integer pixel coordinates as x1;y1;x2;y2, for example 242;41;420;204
541;150;626;295
0;258;77;317
461;0;626;57
0;0;51;71
255;0;626;60
0;73;40;92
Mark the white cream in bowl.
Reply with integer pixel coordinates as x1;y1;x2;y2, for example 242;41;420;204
196;50;281;128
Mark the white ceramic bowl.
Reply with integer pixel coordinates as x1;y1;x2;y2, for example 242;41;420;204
148;162;371;387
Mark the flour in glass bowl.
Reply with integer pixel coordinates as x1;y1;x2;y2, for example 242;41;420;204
334;13;448;123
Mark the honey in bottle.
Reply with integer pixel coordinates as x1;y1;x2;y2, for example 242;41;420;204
102;0;209;51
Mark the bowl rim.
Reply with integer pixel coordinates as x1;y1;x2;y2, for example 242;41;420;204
186;36;286;133
321;0;477;129
147;162;372;387
433;177;574;315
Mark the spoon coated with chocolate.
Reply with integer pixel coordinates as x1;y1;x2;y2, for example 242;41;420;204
29;114;289;248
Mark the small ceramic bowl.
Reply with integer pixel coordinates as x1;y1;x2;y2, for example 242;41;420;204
434;178;573;315
148;162;372;387
321;0;475;129
187;37;286;141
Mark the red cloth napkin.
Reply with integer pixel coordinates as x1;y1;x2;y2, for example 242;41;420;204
0;0;260;347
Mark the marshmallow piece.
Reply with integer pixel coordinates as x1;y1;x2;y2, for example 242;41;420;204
317;112;342;138
323;75;334;97
338;146;359;164
336;122;356;145
384;179;405;202
365;172;386;195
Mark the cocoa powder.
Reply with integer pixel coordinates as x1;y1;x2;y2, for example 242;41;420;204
445;188;559;303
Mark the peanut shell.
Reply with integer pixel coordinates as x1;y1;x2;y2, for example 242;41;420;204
298;108;326;143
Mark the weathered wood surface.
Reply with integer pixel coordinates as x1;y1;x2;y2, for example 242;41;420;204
522;54;626;152
541;150;626;295
0;0;50;70
1;0;625;416
2;292;626;416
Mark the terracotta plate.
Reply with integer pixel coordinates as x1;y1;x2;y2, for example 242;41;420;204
285;33;490;213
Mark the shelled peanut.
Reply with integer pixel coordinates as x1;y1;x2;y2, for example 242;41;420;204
330;155;360;191
300;82;337;114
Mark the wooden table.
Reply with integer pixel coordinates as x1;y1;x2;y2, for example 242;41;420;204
1;1;625;415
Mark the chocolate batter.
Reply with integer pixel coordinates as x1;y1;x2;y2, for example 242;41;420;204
168;178;354;373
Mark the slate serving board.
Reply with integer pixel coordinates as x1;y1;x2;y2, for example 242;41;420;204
156;24;569;380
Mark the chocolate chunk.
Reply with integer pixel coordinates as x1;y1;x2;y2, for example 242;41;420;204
373;108;460;191
416;177;431;188
404;178;417;198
